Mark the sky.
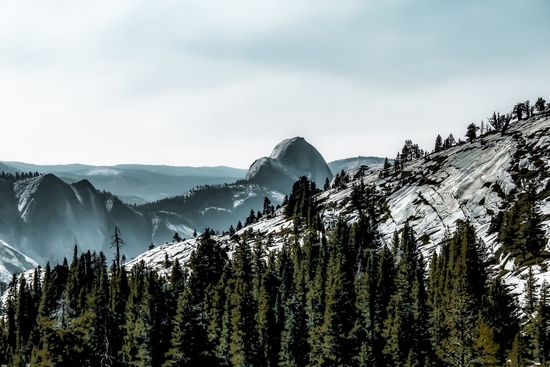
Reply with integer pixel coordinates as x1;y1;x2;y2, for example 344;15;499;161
0;0;549;169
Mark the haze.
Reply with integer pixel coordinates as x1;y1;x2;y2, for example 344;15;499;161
0;0;549;168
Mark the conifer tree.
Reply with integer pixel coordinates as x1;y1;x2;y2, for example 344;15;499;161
482;276;519;363
277;243;308;367
352;250;377;366
111;226;124;269
108;264;129;361
534;280;550;365
226;239;260;366
254;261;278;366
319;246;355;366
383;223;429;367
434;134;443;152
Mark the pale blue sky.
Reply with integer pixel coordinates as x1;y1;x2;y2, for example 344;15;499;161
0;0;549;168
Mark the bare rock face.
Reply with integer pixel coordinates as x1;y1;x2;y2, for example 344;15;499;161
245;137;333;192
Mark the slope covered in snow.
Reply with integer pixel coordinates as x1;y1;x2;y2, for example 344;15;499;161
128;114;550;307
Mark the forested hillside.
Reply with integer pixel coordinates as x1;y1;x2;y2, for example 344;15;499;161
0;188;542;366
1;97;550;366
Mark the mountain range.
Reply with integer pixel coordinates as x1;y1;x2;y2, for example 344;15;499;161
3;98;550;367
1;162;248;205
0;137;334;283
127;111;550;303
5;107;550;296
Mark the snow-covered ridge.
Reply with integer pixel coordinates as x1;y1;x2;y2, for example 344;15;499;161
126;115;550;307
0;240;39;285
14;175;44;222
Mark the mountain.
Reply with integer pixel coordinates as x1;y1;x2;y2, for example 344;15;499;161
0;137;333;284
0;162;19;175
1;162;247;205
328;156;386;174
4;100;550;366
0;172;230;284
137;136;333;236
245;137;333;191
0;174;165;271
129;112;550;302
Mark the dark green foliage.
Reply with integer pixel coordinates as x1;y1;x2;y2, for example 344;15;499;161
535;97;547;115
444;133;456;149
332;170;350;190
466;123;479;142
487;111;512;132
0;172;539;366
379;157;391;178
284;176;320;229
434;135;443;152
400;139;422;162
482;276;519;362
498;193;547;260
382;222;430;367
0;171;41;182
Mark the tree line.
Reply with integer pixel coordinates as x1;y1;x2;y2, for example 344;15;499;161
0;176;547;366
379;96;550;177
0;171;41;182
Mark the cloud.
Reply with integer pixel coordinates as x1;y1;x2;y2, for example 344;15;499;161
0;0;549;167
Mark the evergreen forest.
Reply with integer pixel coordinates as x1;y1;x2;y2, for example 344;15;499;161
0;175;548;367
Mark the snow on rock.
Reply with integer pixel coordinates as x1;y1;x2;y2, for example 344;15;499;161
373;128;517;252
14;175;44;222
85;168;120;176
127;207;294;277
105;196;114;212
125;238;200;277
16;114;546;311
0;240;39;285
71;185;84;205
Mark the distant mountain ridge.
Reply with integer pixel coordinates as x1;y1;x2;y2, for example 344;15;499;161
129;112;550;318
245;137;333;191
0;137;334;284
328;156;387;174
1;162;247;205
0;174;170;271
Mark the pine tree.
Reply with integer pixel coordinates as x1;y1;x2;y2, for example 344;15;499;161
121;263;154;367
380;157;391;178
507;333;530;367
319;246;355;366
111;226;124;269
276;242;308;367
482;276;519;364
108;265;129;361
352;250;377;366
256;258;280;367
535;280;550;365
429;221;496;367
226;239;259;366
471;319;500;367
519;199;546;257
383;223;429;367
434;135;443;152
466;123;479;143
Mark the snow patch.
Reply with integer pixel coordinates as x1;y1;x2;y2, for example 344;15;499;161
105;197;114;212
14;175;44;222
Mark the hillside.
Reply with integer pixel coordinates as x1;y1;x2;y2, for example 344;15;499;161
0;137;333;285
1;162;247;205
328;156;386;174
131;112;550;295
3;101;550;366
